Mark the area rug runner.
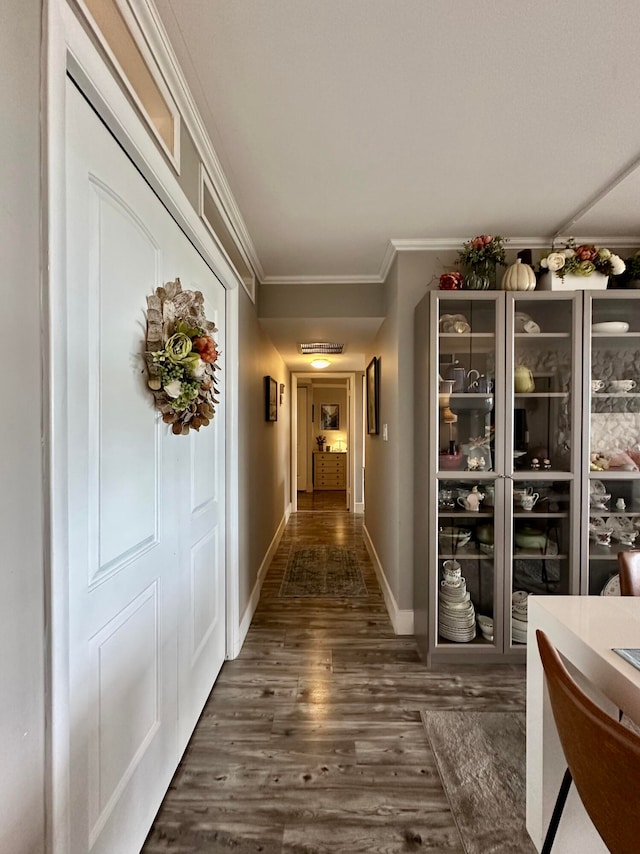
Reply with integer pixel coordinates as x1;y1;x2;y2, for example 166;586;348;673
279;546;367;597
421;710;536;854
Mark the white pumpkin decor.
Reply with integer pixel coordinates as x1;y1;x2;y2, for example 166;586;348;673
501;258;536;291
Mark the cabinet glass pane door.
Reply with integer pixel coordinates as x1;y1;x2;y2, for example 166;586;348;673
437;298;497;474
587;294;640;595
510;478;574;647
437;478;497;647
510;296;576;474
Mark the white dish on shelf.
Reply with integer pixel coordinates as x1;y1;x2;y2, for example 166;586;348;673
591;321;630;334
601;574;620;596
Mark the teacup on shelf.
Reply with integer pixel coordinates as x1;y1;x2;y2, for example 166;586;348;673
589;517;613;546
608;379;636;393
591;379;605;393
589;492;611;511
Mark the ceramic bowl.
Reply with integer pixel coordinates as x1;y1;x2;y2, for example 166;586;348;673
477;614;493;633
438;527;472;549
477;617;493;640
514;527;548;549
475;524;494;545
591;321;629;334
438;451;464;471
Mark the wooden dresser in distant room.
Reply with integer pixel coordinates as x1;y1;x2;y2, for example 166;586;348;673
313;452;346;490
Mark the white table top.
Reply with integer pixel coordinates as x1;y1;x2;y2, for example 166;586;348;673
528;595;640;722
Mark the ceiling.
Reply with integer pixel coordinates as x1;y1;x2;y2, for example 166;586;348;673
152;0;640;367
258;317;383;372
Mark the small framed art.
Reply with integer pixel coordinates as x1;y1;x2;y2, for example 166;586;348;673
366;356;379;435
320;404;340;431
265;375;277;421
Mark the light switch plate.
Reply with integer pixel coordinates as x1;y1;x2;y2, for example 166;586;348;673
382;423;388;441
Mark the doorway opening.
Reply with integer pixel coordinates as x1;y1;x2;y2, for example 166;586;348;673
290;372;362;514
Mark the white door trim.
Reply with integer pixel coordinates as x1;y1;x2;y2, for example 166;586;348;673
290;372;357;513
45;2;240;850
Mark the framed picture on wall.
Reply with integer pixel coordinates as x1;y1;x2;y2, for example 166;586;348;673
320;403;340;431
366;356;379;435
265;375;277;421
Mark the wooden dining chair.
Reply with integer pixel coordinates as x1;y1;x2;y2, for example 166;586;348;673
536;629;640;854
617;550;640;596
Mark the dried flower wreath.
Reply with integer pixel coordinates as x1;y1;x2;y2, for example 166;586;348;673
145;278;220;435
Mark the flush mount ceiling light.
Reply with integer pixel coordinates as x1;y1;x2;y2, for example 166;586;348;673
310;358;331;369
298;342;344;355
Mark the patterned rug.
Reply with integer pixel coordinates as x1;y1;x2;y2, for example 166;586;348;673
421;710;536;854
279;546;368;597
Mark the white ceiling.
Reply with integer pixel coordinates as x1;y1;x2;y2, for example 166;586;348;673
152;0;640;369
154;0;640;283
259;317;383;372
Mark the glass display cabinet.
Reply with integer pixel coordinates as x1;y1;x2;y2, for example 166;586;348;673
414;290;581;664
583;292;640;595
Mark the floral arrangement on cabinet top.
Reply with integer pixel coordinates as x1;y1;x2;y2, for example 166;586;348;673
437;233;632;291
539;240;625;280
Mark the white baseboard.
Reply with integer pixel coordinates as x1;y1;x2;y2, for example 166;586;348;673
232;504;291;657
363;524;414;635
353;501;364;515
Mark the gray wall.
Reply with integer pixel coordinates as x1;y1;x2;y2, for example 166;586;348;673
365;258;401;602
0;1;46;851
364;250;458;616
259;281;385;318
238;287;290;616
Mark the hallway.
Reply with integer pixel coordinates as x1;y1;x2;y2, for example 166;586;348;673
143;510;526;853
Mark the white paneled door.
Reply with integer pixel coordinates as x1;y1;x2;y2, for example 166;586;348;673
64;80;226;854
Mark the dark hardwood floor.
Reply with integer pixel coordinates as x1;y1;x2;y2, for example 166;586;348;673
296;489;347;512
143;509;526;853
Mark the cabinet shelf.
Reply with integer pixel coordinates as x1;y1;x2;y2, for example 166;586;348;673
514;332;571;339
589;509;640;517
436;635;494;648
514;392;568;399
589;544;638;560
592;392;640;399
589;470;640;480
439;333;495;339
438;548;494;560
438;511;494;518
513;511;569;519
592;332;640;338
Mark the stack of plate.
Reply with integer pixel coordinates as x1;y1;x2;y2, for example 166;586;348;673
512;590;529;645
439;578;476;642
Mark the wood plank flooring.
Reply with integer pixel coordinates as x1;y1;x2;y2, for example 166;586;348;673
143;510;526;853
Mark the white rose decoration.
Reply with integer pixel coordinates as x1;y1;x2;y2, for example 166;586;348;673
189;356;206;379
562;248;576;259
164;379;182;399
540;257;549;269
546;252;566;272
610;254;626;275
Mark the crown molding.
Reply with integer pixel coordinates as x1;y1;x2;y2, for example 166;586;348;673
254;233;640;288
261;274;384;285
551;235;640;249
381;236;554;282
130;0;265;288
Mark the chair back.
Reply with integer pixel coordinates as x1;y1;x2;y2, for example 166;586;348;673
536;629;640;853
617;550;640;596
